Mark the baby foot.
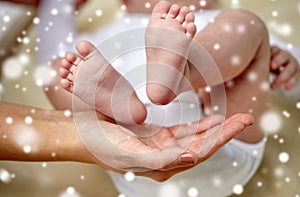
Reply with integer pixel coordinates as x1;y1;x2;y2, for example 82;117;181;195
146;1;197;105
59;40;147;125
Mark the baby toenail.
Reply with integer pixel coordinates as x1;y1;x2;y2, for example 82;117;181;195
169;14;175;18
161;13;167;19
186;32;192;37
70;66;76;73
182;21;187;28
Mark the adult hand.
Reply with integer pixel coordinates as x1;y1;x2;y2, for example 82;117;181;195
76;109;254;182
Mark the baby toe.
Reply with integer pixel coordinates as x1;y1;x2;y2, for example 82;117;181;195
176;6;190;24
59;67;70;78
167;4;180;19
61;78;73;92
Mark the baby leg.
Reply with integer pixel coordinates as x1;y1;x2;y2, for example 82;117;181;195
193;9;270;143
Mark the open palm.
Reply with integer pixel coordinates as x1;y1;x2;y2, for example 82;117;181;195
74;108;253;182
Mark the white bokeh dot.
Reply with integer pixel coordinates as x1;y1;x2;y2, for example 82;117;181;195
257;181;263;187
212;176;223;187
205;86;211;92
64;110;72;117
214;43;220;50
23;37;30;45
223;23;232;32
233;184;244;195
248;71;257;81
124;171;135;182
187;187;198;197
282;110;290;118
0;169;12;183
274;167;284;177
189;5;196;11
272;11;278;17
2;57;25;79
259;111;282;134
199;0;207;7
25;116;33;124
260;81;270;91
95;9;103;17
6;117;13;124
145;2;151;8
278;152;289;163
23;145;32;154
18;53;30;65
3;15;10;23
231;55;241;66
51;8;58;16
237;24;246;34
232;0;239;6
120;4;127;11
33;17;40;24
42;162;47;168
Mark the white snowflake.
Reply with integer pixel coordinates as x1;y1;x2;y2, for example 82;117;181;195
232;184;243;195
0;169;12;183
278;152;289;163
95;9;103;17
259;111;282;134
187;187;198;197
124;171;135;182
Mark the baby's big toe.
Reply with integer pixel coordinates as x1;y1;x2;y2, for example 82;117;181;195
152;1;171;19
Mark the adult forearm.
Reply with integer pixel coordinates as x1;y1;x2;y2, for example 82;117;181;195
0;102;95;164
3;0;40;6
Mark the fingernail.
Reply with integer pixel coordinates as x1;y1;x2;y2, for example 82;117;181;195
179;153;195;165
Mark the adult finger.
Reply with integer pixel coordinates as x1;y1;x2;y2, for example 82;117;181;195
188;113;253;160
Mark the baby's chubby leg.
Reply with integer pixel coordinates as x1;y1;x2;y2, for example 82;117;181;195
194;9;270;143
60;40;147;125
145;1;197;105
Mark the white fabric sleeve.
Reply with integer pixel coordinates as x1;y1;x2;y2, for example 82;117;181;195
36;0;77;65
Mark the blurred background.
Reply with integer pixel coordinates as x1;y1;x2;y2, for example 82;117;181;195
0;0;299;196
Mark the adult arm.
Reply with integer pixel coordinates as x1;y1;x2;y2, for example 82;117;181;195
2;0;39;6
0;101;95;164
